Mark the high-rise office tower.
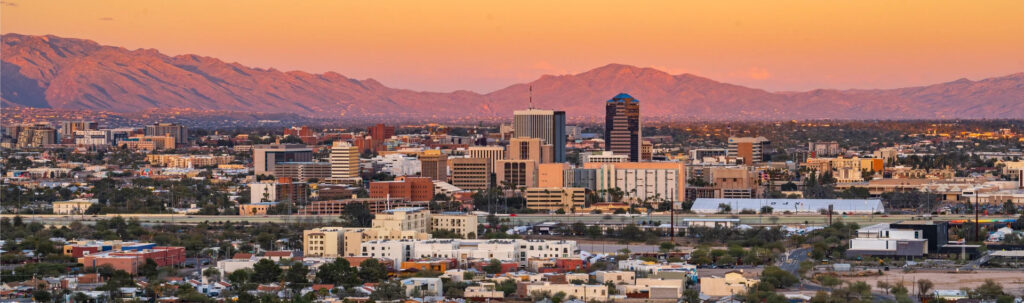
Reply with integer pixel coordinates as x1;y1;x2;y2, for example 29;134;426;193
59;121;98;143
728;136;771;165
329;141;360;182
450;158;492;190
513;109;566;162
508;137;553;164
145;123;188;148
253;144;314;176
419;150;448;181
605;93;641;162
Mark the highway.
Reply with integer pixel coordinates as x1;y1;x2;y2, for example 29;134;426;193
4;213;1014;227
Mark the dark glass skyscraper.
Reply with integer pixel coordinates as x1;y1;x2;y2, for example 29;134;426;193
605;93;640;162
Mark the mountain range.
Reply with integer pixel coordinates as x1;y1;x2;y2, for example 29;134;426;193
3;33;1023;121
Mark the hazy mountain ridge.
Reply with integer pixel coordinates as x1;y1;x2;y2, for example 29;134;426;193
3;34;1023;120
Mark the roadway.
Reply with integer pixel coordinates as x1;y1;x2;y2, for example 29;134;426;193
4;213;1014;227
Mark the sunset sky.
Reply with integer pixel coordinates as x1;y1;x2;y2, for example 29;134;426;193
2;0;1023;93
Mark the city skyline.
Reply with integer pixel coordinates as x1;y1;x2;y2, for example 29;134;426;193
3;1;1023;93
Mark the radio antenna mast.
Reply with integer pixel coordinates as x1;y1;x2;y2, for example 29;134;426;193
529;85;534;109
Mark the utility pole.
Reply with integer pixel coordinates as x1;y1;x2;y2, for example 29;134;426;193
975;199;980;243
670;199;675;242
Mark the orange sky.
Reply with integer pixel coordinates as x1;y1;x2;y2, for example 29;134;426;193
2;0;1023;93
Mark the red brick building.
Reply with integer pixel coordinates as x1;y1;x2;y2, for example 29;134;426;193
78;247;186;274
368;177;434;202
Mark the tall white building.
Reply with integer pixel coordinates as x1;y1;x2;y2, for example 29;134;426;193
370;153;421;176
581;151;629;164
74;130;112;146
330;141;360;183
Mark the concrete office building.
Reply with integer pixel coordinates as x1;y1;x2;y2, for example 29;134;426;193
254;144;313;176
59;121;98;142
509;137;553;164
248;178;310;205
495;159;538;188
710;167;757;199
467;146;505;167
582;151;629;164
16;123;58;148
513;109;566;163
808;141;841;157
419;150;448;181
641;140;654;161
329;141;360;183
450;158;492;190
525;187;587;212
145;123;188;148
727;137;770;165
584;162;686;203
369;177;435;202
274;162;332;181
74;130;112;146
605;93;641;162
563;168;598;190
538;163;570;188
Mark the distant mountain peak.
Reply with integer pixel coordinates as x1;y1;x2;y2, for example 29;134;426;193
3;33;1023;120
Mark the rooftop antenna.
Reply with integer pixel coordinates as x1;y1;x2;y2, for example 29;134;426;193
529;85;534;109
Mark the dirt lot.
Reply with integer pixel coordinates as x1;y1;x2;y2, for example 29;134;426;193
840;269;1024;296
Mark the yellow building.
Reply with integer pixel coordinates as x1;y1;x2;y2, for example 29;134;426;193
304;207;469;257
525;187;587;212
431;213;479;238
700;271;759;298
373;207;431;233
303;227;347;258
239;202;277;216
52;199;97;215
146;154;233;168
804;156;884;183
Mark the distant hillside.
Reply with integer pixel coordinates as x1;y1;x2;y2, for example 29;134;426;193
3;33;1023;120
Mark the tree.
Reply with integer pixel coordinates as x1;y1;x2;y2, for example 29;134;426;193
358;259;389;282
483;259;503;274
760;206;773;214
203;267;221;281
315;258;359;287
1003;200;1017;214
32;290;52;302
570;222;586;236
759;266;798;289
659;242;676;253
798;261;814;278
917;279;934;298
717;203;732;214
139;258;159;279
284;263;309;290
818;275;841;287
342;202;374;227
370;280;407;301
228;269;251;284
974;279;1004;299
252;259;282;283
